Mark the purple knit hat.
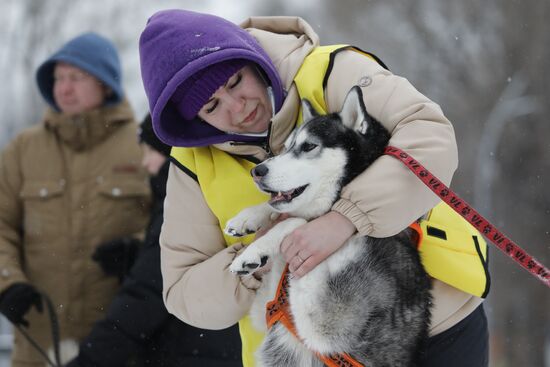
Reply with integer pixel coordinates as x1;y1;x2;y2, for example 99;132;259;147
139;9;285;147
171;59;248;120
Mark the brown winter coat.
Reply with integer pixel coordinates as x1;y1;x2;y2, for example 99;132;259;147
0;100;150;366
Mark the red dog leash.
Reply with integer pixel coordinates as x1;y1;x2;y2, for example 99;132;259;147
384;146;550;288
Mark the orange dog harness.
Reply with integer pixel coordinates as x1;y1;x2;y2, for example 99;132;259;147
264;223;423;367
265;264;364;367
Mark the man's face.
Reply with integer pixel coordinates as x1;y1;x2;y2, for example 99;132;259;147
53;62;107;115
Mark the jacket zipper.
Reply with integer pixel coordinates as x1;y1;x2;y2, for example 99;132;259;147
229;121;274;157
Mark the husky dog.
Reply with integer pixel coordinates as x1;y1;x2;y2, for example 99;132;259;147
226;86;432;367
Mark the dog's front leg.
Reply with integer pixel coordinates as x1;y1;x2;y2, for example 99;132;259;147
224;203;277;237
229;217;307;275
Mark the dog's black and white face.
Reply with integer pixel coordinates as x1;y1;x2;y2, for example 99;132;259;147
251;86;389;219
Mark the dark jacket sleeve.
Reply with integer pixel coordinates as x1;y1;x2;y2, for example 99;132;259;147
76;207;169;366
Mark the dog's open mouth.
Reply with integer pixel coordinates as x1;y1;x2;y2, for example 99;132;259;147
266;185;308;205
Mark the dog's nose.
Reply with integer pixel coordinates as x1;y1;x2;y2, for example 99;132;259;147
251;164;269;178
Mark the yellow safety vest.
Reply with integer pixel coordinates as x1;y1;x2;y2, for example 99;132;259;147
171;45;490;367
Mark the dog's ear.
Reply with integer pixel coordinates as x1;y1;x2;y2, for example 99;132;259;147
340;86;373;135
301;98;318;123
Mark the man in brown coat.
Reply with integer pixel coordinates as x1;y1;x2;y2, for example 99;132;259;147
0;32;150;366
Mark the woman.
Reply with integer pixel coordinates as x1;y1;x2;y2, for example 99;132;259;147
139;9;489;367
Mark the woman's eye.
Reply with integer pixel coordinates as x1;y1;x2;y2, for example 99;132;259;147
228;73;242;89
205;101;218;114
301;142;318;152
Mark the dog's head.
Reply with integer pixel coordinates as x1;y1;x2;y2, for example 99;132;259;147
251;86;390;218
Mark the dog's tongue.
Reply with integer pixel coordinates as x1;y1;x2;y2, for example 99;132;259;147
269;190;294;204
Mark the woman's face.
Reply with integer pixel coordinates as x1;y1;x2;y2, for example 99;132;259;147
198;65;272;134
53;62;107;115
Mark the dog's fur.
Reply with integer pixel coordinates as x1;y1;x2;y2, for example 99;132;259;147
226;86;432;367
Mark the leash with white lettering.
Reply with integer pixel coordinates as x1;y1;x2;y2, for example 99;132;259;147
384;146;550;288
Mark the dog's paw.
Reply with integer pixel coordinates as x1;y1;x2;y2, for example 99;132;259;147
230;247;270;275
224;205;273;237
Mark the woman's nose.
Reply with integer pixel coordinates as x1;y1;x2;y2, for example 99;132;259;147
225;93;245;114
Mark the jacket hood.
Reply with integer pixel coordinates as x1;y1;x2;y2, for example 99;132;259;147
36;32;124;110
139;9;286;148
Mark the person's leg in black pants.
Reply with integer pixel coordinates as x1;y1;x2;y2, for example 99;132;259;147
419;305;489;367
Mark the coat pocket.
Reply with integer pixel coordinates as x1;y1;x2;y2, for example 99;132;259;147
93;177;151;239
20;180;65;199
19;180;66;239
98;179;150;199
418;202;490;298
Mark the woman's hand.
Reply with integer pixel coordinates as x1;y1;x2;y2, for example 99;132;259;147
280;211;356;278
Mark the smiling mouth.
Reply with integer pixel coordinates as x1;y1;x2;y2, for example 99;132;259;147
242;107;257;124
263;185;309;205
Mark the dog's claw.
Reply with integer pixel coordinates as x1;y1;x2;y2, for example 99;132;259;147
230;254;270;275
225;228;243;237
225;228;257;237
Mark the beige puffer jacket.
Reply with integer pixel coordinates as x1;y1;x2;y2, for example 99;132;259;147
0;100;150;366
160;16;481;337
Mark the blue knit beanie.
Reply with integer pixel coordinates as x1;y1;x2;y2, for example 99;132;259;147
36;32;123;110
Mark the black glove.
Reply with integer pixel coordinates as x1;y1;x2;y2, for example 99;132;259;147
0;283;43;327
92;237;141;280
